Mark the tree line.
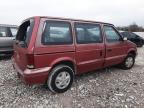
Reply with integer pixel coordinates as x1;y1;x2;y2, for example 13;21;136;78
117;23;144;32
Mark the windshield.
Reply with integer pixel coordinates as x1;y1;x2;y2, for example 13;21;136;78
16;19;34;47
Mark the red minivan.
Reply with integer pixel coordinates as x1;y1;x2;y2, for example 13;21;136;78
12;16;137;93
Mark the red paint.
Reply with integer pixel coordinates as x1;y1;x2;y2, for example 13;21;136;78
12;16;137;85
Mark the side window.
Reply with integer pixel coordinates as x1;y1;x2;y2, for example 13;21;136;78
42;21;72;45
75;23;102;44
0;26;7;37
104;26;122;42
10;27;18;37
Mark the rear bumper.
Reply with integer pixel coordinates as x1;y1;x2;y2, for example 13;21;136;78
12;58;51;85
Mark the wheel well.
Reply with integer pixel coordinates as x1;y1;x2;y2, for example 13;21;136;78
52;61;75;73
128;51;136;57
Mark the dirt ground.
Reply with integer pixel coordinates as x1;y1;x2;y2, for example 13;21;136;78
0;47;144;108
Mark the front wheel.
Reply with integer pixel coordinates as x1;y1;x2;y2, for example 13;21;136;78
47;65;74;93
137;43;143;47
120;54;135;70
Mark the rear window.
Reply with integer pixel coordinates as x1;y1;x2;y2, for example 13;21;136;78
42;21;73;45
16;19;34;47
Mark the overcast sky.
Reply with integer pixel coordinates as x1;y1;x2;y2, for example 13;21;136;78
0;0;144;27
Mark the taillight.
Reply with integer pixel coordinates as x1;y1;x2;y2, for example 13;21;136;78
26;54;35;69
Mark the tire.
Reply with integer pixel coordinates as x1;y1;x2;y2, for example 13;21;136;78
137;42;143;47
47;65;74;93
137;44;141;47
120;54;135;70
138;44;143;47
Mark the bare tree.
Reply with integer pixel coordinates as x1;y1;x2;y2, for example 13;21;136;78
117;23;144;32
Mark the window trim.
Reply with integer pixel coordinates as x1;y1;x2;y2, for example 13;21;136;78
104;25;123;43
74;22;103;44
41;20;73;45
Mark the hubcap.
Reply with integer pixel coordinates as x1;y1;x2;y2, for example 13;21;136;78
55;71;71;89
125;57;133;68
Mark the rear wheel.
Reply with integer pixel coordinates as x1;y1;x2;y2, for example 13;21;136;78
120;54;135;70
47;65;74;93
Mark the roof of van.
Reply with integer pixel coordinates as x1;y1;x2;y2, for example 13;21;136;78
0;24;18;28
24;16;114;26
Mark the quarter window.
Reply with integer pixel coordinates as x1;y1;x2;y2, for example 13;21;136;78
104;26;122;42
75;23;102;44
42;21;72;45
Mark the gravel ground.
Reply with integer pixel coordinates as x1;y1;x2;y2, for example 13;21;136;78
0;48;144;108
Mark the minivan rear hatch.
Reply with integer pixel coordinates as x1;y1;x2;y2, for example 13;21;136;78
13;18;35;71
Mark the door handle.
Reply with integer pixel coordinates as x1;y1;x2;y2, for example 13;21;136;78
107;49;112;52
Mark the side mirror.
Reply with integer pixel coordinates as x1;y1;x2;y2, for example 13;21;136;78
123;37;127;41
